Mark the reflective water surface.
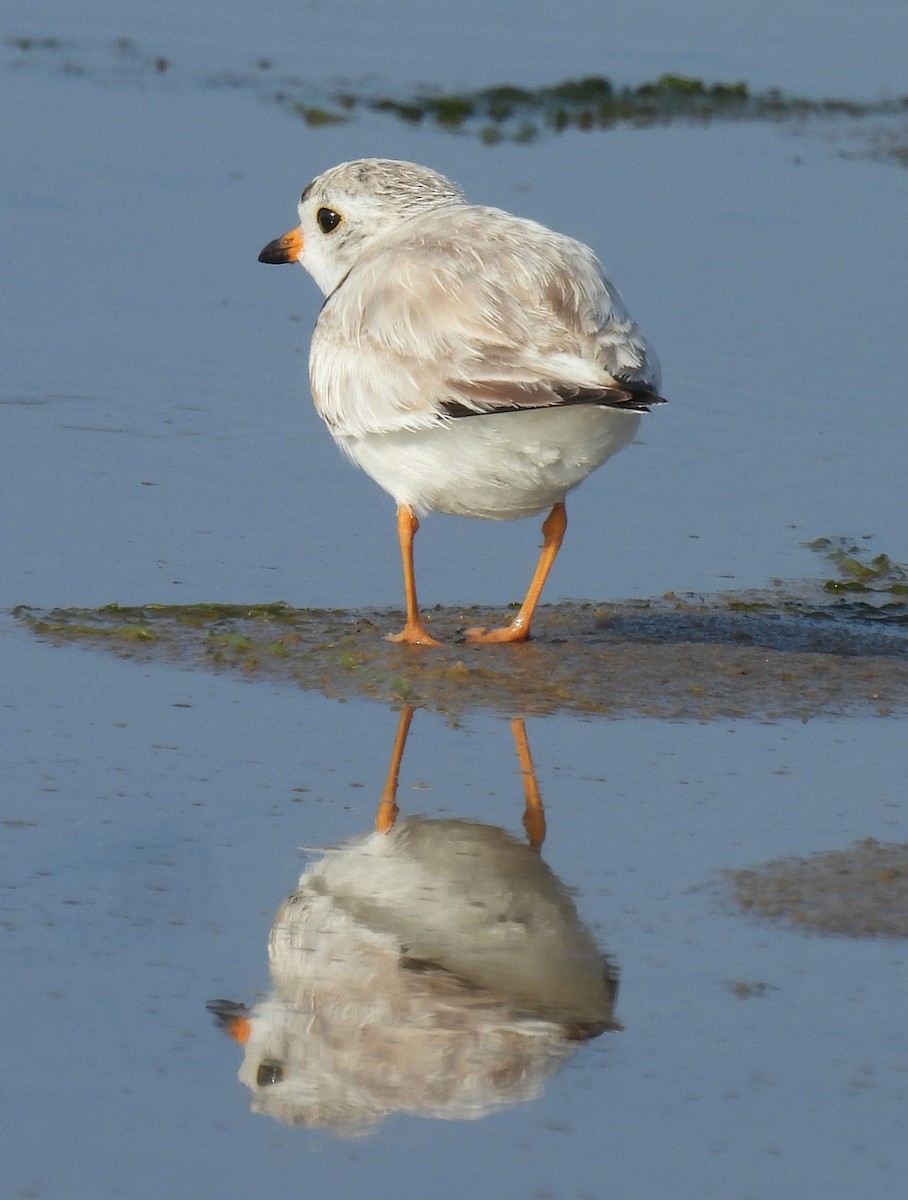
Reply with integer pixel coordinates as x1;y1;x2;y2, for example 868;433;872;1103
2;1;907;1197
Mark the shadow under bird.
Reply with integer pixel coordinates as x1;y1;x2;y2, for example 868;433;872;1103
259;157;664;645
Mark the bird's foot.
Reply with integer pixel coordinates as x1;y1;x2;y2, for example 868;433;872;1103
386;623;443;647
464;618;531;644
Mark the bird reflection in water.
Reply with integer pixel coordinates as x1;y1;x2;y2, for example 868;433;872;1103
208;708;620;1133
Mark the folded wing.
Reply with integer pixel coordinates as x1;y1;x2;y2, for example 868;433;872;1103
310;206;664;436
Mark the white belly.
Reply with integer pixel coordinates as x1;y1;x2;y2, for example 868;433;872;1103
335;406;640;520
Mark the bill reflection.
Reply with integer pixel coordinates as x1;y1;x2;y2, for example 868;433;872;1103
209;709;620;1133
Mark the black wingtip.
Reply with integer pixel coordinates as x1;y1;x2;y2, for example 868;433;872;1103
609;380;668;412
558;383;668;413
614;391;668;413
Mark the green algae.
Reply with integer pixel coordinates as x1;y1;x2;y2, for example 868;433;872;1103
809;536;908;590
329;72;907;144
350;73;898;141
805;538;908;619
290;102;347;127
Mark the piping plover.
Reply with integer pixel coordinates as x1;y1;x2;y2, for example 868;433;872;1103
259;158;664;645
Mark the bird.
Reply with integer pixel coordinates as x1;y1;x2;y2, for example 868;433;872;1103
258;157;664;646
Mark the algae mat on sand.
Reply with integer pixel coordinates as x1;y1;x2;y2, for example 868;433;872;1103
14;584;908;720
15;542;908;719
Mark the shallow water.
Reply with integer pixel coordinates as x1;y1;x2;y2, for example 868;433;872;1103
2;2;908;1197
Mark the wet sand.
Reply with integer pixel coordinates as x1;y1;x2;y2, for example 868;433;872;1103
726;839;908;937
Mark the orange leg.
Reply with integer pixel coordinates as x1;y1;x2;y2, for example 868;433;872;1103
386;504;443;646
375;705;415;833
466;502;567;644
511;718;546;851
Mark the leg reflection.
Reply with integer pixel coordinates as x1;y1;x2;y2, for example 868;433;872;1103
375;705;414;833
373;706;546;850
511;718;546;852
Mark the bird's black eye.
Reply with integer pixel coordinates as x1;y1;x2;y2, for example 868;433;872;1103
256;1061;285;1087
316;207;342;234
